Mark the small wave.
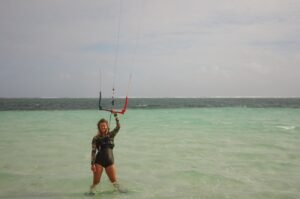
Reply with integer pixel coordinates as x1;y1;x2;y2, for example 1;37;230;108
136;104;148;108
276;125;295;130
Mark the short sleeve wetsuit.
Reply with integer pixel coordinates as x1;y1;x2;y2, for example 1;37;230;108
91;120;120;168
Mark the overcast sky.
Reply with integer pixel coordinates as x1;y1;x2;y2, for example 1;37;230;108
1;0;300;98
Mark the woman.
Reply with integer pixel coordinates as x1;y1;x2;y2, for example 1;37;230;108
89;113;123;194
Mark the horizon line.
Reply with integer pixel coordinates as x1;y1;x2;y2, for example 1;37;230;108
1;96;300;99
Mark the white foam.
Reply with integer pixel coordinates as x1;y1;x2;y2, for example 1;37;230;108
276;125;296;130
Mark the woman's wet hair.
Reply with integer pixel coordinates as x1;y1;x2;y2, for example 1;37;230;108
97;118;109;131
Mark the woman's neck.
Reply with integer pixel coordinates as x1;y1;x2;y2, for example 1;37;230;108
99;131;107;136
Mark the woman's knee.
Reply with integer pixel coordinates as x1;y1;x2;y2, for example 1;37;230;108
94;179;100;184
93;173;101;184
93;165;103;184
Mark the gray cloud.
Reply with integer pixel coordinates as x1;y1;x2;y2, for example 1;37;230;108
1;0;300;97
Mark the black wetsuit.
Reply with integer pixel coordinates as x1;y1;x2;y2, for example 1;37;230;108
91;120;120;168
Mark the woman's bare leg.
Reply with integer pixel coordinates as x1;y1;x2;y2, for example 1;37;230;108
90;164;104;192
105;164;127;193
105;164;117;183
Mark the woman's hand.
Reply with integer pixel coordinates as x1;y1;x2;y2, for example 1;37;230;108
114;113;119;121
91;164;96;172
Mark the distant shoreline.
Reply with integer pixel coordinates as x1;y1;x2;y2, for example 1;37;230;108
1;98;300;111
1;97;300;99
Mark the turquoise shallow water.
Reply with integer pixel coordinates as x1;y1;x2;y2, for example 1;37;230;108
0;108;300;199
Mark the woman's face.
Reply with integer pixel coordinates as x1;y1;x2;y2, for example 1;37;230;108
99;122;108;134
